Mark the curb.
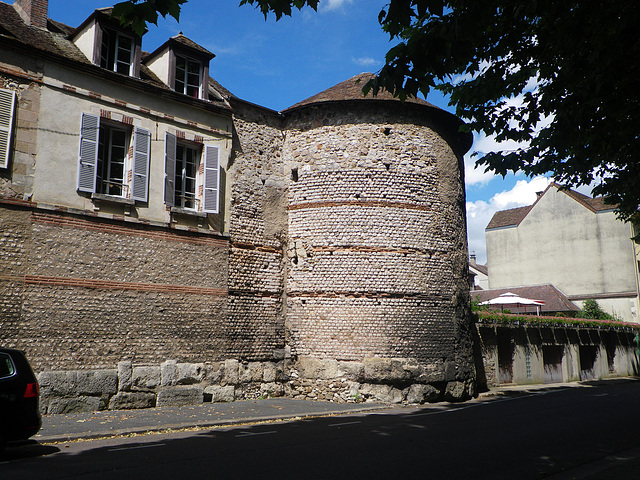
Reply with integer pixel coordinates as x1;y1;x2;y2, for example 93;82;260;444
36;403;391;444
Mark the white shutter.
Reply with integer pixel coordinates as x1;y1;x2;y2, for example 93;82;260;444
0;88;17;169
131;126;151;202
77;113;100;193
164;132;176;207
202;145;220;214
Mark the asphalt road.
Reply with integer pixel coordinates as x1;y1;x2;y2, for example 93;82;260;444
3;381;640;479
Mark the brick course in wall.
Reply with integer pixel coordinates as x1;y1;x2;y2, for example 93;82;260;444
0;203;241;370
1;80;476;401
281;102;475;395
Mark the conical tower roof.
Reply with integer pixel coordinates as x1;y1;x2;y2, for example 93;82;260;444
284;72;437;111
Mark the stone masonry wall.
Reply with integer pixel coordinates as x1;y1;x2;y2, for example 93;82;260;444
281;102;475;399
0;203;239;370
226;102;288;361
37;355;469;415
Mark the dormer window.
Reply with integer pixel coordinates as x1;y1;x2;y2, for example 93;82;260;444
70;9;141;78
144;33;214;101
100;28;134;75
174;55;202;98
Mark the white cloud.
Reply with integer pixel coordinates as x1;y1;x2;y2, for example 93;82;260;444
320;0;353;12
464;153;495;187
353;57;381;68
491;176;552;210
466;176;552;264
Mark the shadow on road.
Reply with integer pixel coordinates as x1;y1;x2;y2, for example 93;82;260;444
3;380;640;480
1;440;60;462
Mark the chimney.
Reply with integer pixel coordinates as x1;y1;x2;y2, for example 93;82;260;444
470;253;477;266
13;0;48;29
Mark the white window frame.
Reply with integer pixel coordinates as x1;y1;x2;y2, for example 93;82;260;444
100;27;134;76
174;54;203;99
0;87;17;169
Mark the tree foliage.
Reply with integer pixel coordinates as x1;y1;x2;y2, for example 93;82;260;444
578;299;618;321
112;0;187;34
112;0;640;222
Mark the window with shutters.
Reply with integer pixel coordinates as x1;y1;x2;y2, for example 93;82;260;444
164;132;219;214
78;113;150;202
100;27;134;76
0;87;17;169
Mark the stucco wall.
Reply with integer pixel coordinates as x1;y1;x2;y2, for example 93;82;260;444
32;61;232;228
486;187;639;322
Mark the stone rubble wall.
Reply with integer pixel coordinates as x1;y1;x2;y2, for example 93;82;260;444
282;102;476;389
0;204;240;370
226;102;288;361
37;356;475;415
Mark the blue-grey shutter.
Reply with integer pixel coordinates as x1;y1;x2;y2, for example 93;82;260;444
131;126;151;202
0;88;17;169
78;113;100;193
164;132;176;207
202;145;220;213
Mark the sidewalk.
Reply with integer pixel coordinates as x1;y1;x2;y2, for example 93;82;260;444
35;377;639;444
34;398;390;443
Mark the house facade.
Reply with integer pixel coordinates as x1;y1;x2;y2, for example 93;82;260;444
469;253;488;290
0;0;477;407
486;183;640;323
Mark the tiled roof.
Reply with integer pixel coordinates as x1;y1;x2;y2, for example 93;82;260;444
471;284;580;313
470;263;488;276
0;3;230;112
284;73;438;111
562;187;616;212
0;2;89;64
486;205;532;230
170;33;215;58
145;33;215;63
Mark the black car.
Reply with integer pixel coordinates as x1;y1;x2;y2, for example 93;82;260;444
0;348;41;451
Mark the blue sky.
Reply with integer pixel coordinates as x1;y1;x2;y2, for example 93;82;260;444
48;0;564;264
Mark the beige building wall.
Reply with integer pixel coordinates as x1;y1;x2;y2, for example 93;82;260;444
486;186;639;322
32;60;232;230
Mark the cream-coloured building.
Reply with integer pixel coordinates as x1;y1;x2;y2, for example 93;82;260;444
486;183;640;323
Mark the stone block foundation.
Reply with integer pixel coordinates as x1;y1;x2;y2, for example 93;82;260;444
37;356;476;414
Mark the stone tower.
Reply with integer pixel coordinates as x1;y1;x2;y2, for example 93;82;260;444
279;73;476;401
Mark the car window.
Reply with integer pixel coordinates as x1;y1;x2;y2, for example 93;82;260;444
0;353;16;379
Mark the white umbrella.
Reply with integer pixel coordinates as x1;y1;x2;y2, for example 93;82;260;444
479;292;545;315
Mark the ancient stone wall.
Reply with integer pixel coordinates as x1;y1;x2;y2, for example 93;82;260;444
226;101;288;361
281;102;475;398
0;202;238;370
2;89;477;403
36;355;468;415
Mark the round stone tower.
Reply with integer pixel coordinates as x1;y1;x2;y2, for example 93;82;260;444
281;73;475;402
